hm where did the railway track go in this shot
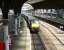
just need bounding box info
[31,33,46,50]
[40,21,64,45]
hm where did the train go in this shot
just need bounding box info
[21,14,40,33]
[29,19,40,33]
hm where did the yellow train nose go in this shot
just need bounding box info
[31,23,39,28]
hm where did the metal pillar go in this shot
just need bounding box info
[4,25,9,50]
[15,18,18,35]
[18,15,21,28]
[14,13,21,35]
[1,19,9,50]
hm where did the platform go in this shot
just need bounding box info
[12,19,31,50]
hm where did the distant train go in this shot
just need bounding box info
[21,14,40,33]
[29,19,40,33]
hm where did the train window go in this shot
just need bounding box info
[31,19,39,24]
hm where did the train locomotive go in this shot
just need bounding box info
[21,14,40,33]
[29,19,40,33]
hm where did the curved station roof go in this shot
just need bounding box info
[26,0,64,9]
